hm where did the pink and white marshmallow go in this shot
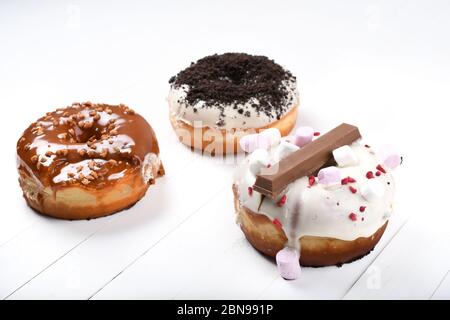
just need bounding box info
[294,126,314,147]
[239,134,260,153]
[276,247,301,280]
[377,145,401,170]
[318,166,341,186]
[259,128,281,148]
[239,129,281,153]
[332,145,359,167]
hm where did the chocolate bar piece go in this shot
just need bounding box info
[253,123,361,198]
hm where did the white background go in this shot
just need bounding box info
[1,0,449,299]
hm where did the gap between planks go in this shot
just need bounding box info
[430,269,450,299]
[87,186,227,300]
[3,223,110,300]
[2,153,214,299]
[341,217,410,299]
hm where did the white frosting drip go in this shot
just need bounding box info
[168,80,299,130]
[233,141,395,247]
[141,153,161,183]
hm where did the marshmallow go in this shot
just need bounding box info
[377,145,401,170]
[274,141,300,162]
[318,166,341,186]
[239,129,281,153]
[284,135,296,145]
[248,148,270,175]
[276,247,301,280]
[294,126,314,147]
[239,134,260,153]
[259,128,281,148]
[332,145,359,167]
[361,180,385,202]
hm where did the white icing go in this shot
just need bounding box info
[234,141,395,245]
[168,79,299,130]
[360,179,385,201]
[141,153,161,183]
[108,170,126,181]
[53,159,107,184]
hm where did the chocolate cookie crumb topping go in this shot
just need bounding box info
[169,53,297,126]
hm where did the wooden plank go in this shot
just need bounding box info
[0,217,108,299]
[431,270,450,300]
[342,159,450,300]
[89,187,407,299]
[7,156,234,299]
[0,157,41,246]
[91,191,279,299]
[344,215,450,299]
[258,209,407,299]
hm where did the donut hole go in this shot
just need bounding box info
[73,125,103,143]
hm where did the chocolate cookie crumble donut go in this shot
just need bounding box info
[16,102,164,220]
[168,53,299,154]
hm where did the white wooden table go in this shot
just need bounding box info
[1,0,449,300]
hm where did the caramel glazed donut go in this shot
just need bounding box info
[233,130,400,271]
[16,102,164,220]
[168,53,299,154]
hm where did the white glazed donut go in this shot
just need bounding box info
[233,127,400,277]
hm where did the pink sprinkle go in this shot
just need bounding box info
[349,186,357,194]
[347,176,357,183]
[308,176,316,186]
[349,213,357,221]
[366,171,374,179]
[277,195,287,207]
[359,206,366,212]
[267,164,272,168]
[313,132,321,137]
[376,164,386,174]
[248,187,253,196]
[343,177,356,184]
[273,219,282,229]
[375,171,382,177]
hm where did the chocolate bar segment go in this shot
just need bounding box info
[253,123,361,198]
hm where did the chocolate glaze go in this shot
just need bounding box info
[16,102,161,190]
